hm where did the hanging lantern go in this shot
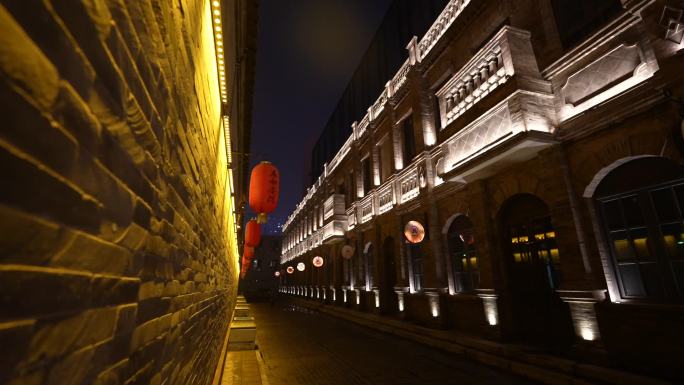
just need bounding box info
[286,266,294,274]
[249,161,280,223]
[341,245,354,259]
[296,262,305,271]
[312,256,324,267]
[274,271,281,277]
[404,221,425,244]
[243,245,255,262]
[245,219,261,248]
[240,258,250,279]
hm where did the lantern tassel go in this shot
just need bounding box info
[257,213,268,224]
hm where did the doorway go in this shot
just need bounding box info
[499,193,573,348]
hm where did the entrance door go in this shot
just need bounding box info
[500,194,573,348]
[382,237,398,314]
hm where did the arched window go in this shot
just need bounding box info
[501,194,561,290]
[446,215,479,292]
[594,157,684,299]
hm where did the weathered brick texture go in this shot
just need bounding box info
[0,1,240,384]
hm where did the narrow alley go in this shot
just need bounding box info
[250,303,535,385]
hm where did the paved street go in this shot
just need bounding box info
[250,302,538,385]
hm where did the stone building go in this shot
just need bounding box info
[0,0,256,384]
[279,0,684,381]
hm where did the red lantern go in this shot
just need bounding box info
[245,219,261,247]
[243,245,254,261]
[249,161,280,223]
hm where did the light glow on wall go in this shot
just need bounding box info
[569,301,600,342]
[580,327,596,341]
[429,295,440,318]
[374,291,380,308]
[398,295,405,312]
[483,296,499,326]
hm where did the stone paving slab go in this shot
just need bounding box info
[282,297,674,385]
[250,302,537,385]
[221,350,267,385]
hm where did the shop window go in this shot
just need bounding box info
[595,157,684,299]
[446,215,480,292]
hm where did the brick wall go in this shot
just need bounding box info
[0,1,240,384]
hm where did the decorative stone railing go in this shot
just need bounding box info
[321,220,347,243]
[346,203,357,230]
[418,0,471,60]
[398,165,422,204]
[370,88,388,120]
[436,30,516,127]
[389,60,410,96]
[323,194,346,221]
[355,114,370,139]
[376,178,396,214]
[328,135,353,174]
[359,194,375,224]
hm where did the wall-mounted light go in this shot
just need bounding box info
[210,0,228,105]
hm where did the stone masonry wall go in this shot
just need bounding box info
[0,1,239,384]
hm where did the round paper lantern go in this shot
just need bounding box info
[249,161,280,223]
[286,266,294,274]
[404,221,425,244]
[296,262,305,271]
[274,271,281,277]
[245,219,261,247]
[341,245,354,259]
[312,256,324,267]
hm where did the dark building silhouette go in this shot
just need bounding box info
[310,0,449,182]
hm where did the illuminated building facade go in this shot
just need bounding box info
[280,0,684,381]
[0,0,256,384]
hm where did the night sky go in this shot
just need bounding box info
[249,0,392,233]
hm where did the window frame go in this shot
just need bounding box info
[446,215,480,293]
[596,177,684,301]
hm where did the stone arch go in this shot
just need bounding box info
[363,241,373,254]
[442,212,468,236]
[585,155,684,301]
[583,155,662,198]
[490,172,546,217]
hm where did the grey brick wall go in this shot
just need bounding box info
[0,1,239,384]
